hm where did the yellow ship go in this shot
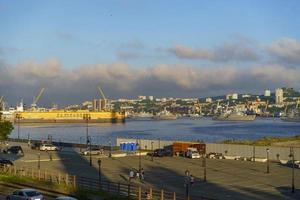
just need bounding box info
[14,110,125,124]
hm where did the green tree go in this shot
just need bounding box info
[0,121,14,141]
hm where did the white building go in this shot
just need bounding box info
[226,93,238,100]
[275,88,284,105]
[148,96,154,101]
[264,90,271,97]
[206,98,212,103]
[138,95,147,100]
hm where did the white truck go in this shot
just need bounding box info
[186,147,201,159]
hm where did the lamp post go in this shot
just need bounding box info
[203,154,207,182]
[109,140,112,158]
[266,148,270,174]
[184,170,190,200]
[138,139,142,177]
[289,147,295,193]
[89,136,92,166]
[98,159,102,188]
[37,153,40,170]
[83,114,90,148]
[151,141,154,162]
[16,113,21,140]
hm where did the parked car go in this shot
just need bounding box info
[186,148,201,159]
[55,196,78,200]
[3,146,24,155]
[151,149,172,157]
[39,144,59,151]
[81,147,103,155]
[6,188,44,200]
[0,159,13,167]
[31,142,42,150]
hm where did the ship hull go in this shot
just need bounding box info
[281,117,300,122]
[14,110,125,124]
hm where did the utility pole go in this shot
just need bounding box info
[290,147,295,193]
[151,141,154,162]
[266,148,270,174]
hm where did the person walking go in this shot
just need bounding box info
[141,168,145,180]
[129,170,134,183]
[190,175,194,186]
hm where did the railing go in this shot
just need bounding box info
[0,165,212,200]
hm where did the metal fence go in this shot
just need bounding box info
[206,143,300,161]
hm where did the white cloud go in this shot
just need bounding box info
[266,38,300,64]
[169,39,259,62]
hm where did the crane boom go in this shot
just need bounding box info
[264,100,269,113]
[33,88,45,105]
[97,86,106,100]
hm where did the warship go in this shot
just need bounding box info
[281,110,300,122]
[212,111,256,121]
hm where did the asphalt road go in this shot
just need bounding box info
[1,142,300,200]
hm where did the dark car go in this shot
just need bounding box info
[152,149,172,157]
[0,159,13,167]
[3,146,24,155]
[31,142,42,150]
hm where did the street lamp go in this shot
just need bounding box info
[266,148,270,174]
[203,154,207,182]
[83,114,90,148]
[16,113,21,140]
[151,141,154,162]
[137,139,142,177]
[109,140,112,158]
[184,170,190,200]
[97,159,102,188]
[89,136,92,166]
[37,153,40,170]
[289,147,295,193]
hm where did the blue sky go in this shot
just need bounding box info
[1,0,300,104]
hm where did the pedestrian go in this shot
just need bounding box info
[190,175,194,186]
[145,191,151,200]
[141,168,145,180]
[129,170,134,182]
[136,171,140,179]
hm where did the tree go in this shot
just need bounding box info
[0,120,14,141]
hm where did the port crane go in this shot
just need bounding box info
[31,88,45,109]
[0,96,4,110]
[97,85,110,111]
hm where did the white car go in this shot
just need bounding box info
[7,188,44,200]
[81,147,103,155]
[186,148,201,159]
[39,144,59,151]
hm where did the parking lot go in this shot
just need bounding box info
[1,142,300,200]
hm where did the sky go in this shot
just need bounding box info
[1,0,300,106]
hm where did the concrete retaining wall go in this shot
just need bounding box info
[116,138,300,160]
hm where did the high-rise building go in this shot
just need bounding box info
[275,88,284,105]
[148,96,154,101]
[264,90,271,97]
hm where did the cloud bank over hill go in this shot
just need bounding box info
[1,57,300,106]
[1,37,300,105]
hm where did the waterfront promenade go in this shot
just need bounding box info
[2,142,299,200]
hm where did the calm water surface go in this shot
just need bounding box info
[10,117,300,145]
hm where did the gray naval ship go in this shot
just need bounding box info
[281,110,300,122]
[212,111,256,121]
